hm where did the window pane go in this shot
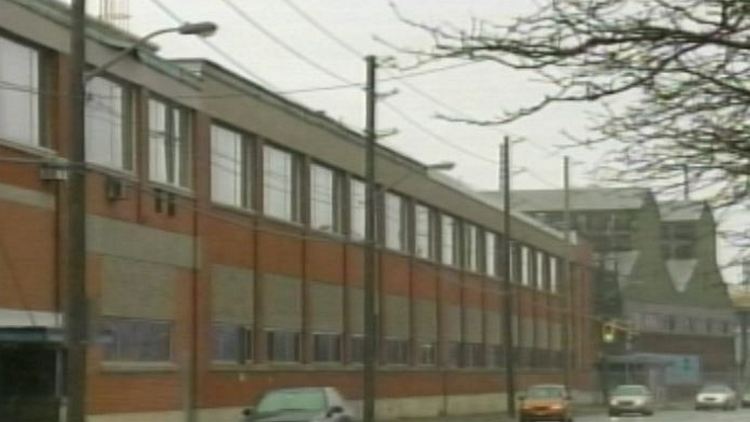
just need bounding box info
[349,335,364,363]
[101,318,171,362]
[266,330,300,362]
[521,246,530,286]
[350,179,366,240]
[310,164,339,233]
[486,232,497,277]
[86,77,129,169]
[464,224,478,271]
[0,37,39,146]
[212,323,243,363]
[211,125,245,207]
[149,99,191,187]
[385,193,406,251]
[536,251,545,290]
[264,146,298,221]
[441,215,456,266]
[415,204,432,259]
[313,333,341,363]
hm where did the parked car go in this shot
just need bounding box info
[518,384,573,422]
[608,384,654,417]
[694,384,738,411]
[242,387,357,422]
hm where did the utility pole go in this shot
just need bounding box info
[740,311,748,396]
[500,137,516,417]
[363,55,377,422]
[67,1,88,422]
[562,156,572,392]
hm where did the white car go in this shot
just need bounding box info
[694,384,738,411]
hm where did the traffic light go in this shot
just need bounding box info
[602,322,616,343]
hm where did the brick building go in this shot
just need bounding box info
[490,187,736,398]
[0,1,597,420]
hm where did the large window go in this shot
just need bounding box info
[464,224,479,272]
[414,204,434,260]
[536,251,546,290]
[550,257,559,293]
[0,36,41,146]
[485,232,497,277]
[463,343,484,367]
[149,99,190,188]
[521,246,530,286]
[310,164,342,233]
[264,145,300,222]
[313,333,341,363]
[349,334,364,363]
[441,215,458,266]
[85,76,132,169]
[266,330,300,362]
[384,192,408,252]
[211,125,252,208]
[212,323,253,363]
[384,339,409,365]
[418,342,436,366]
[350,179,366,240]
[101,317,171,362]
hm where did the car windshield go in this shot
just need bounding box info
[527,386,565,399]
[256,389,327,413]
[612,385,647,396]
[700,385,729,394]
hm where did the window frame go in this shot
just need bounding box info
[100,317,172,363]
[440,214,458,267]
[263,143,302,223]
[384,191,409,252]
[312,332,342,363]
[349,178,366,241]
[414,203,434,260]
[210,123,255,209]
[211,322,254,364]
[265,329,301,363]
[147,96,192,189]
[84,75,135,171]
[309,162,343,234]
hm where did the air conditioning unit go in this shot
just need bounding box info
[105,177,129,201]
[39,163,69,181]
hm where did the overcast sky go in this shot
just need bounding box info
[78,0,745,282]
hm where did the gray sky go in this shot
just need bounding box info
[81,0,745,282]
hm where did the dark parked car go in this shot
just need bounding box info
[242,387,357,422]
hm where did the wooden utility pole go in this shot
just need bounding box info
[363,55,377,422]
[500,137,516,417]
[67,1,88,421]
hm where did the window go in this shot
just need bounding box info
[0,36,41,146]
[667,315,676,332]
[101,317,171,362]
[536,251,545,290]
[384,339,409,365]
[441,215,457,266]
[521,246,530,286]
[463,343,484,367]
[211,125,252,208]
[490,345,504,367]
[263,145,300,222]
[266,330,300,362]
[149,99,190,188]
[485,232,497,277]
[464,224,479,272]
[550,257,558,293]
[446,341,461,367]
[212,323,253,363]
[310,164,342,233]
[350,179,366,240]
[384,192,409,252]
[313,333,341,363]
[418,342,436,365]
[85,77,132,169]
[415,204,434,260]
[349,335,364,363]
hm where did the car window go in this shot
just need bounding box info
[257,389,327,413]
[527,386,565,399]
[612,385,648,395]
[700,385,729,393]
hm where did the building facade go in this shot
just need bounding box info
[0,1,597,421]
[491,188,736,398]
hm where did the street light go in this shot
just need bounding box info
[85,21,218,82]
[65,9,218,422]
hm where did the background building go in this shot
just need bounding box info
[481,188,736,399]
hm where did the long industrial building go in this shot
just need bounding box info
[0,1,596,421]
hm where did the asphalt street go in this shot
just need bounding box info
[575,408,750,422]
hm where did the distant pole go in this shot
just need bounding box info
[67,1,88,422]
[363,55,377,422]
[500,137,516,417]
[562,156,572,391]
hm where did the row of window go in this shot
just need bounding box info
[637,313,733,335]
[0,34,564,291]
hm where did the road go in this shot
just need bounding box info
[576,408,750,422]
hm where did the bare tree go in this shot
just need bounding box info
[397,0,750,209]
